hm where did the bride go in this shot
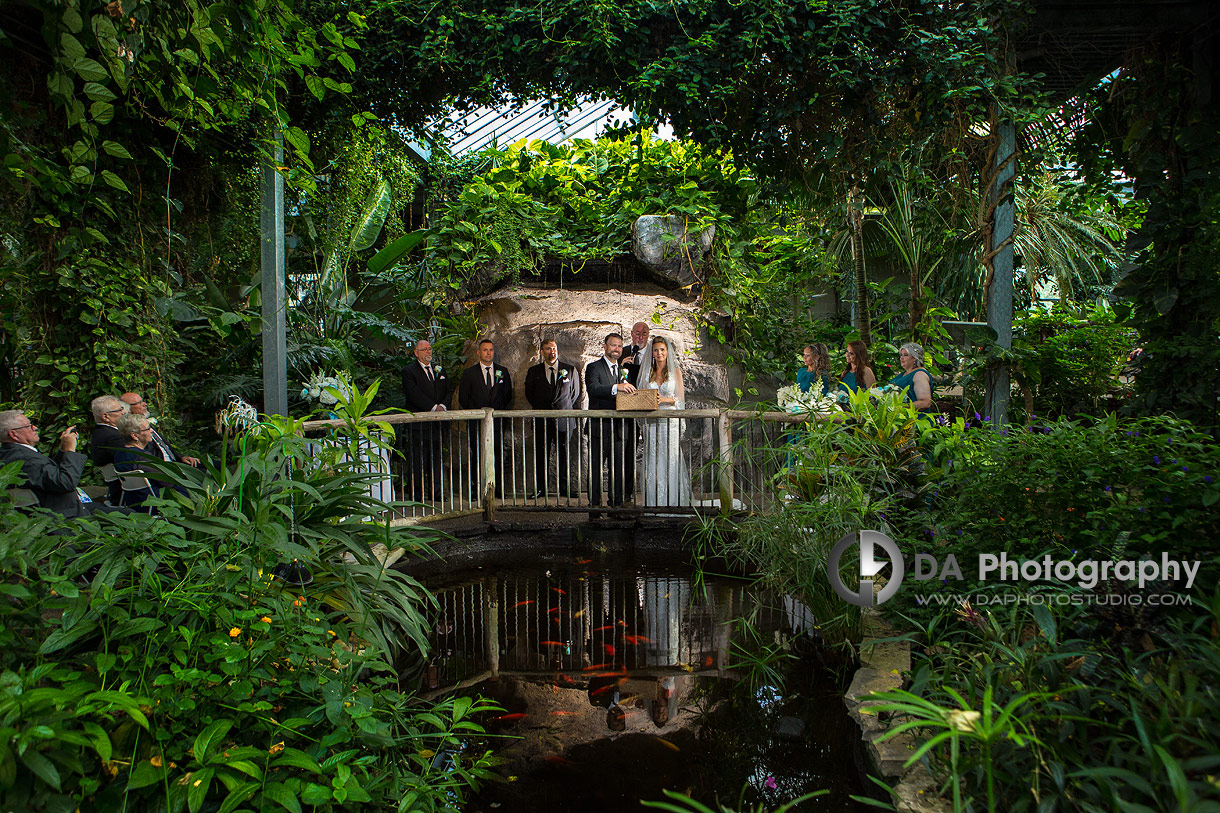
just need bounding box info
[638,335,690,508]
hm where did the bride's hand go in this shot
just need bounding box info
[659,396,675,405]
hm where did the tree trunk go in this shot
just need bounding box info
[849,187,871,345]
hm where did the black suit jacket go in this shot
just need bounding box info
[457,363,513,410]
[402,361,453,413]
[525,361,581,429]
[90,424,127,466]
[621,344,647,386]
[0,442,88,517]
[145,427,182,463]
[585,357,624,411]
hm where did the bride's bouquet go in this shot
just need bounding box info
[777,384,839,416]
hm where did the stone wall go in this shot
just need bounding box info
[450,283,740,410]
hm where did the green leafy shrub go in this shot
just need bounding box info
[0,401,497,811]
[918,413,1220,566]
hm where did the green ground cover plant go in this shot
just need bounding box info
[0,398,497,811]
[863,414,1220,811]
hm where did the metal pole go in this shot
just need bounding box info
[260,131,287,417]
[985,111,1015,426]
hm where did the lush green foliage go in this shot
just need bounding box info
[0,401,497,811]
[960,304,1135,420]
[859,413,1220,810]
[0,0,360,434]
[1074,41,1220,427]
[871,592,1220,811]
[917,413,1220,564]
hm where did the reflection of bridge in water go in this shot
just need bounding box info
[302,408,810,523]
[420,556,817,695]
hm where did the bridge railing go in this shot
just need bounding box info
[301,408,816,523]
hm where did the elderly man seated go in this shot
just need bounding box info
[0,410,93,517]
[90,395,129,467]
[120,391,200,467]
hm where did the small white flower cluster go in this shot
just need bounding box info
[777,384,839,414]
[300,373,347,406]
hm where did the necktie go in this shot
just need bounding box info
[485,366,492,388]
[610,363,617,380]
[425,365,433,381]
[548,367,555,386]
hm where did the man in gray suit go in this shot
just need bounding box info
[0,409,91,517]
[524,338,582,498]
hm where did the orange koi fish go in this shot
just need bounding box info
[510,600,535,609]
[602,643,616,657]
[552,587,567,595]
[655,738,680,752]
[593,625,615,633]
[623,634,652,645]
[494,713,529,722]
[540,640,565,647]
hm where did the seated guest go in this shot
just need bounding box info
[840,340,877,392]
[120,392,200,466]
[0,410,92,517]
[890,342,934,412]
[89,395,129,467]
[112,413,161,510]
[797,344,833,396]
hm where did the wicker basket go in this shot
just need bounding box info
[616,389,659,411]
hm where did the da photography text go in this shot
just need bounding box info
[915,551,1200,590]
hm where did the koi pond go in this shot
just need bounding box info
[407,536,873,812]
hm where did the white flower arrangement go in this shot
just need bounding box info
[301,373,348,406]
[777,384,839,415]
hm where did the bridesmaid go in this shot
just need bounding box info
[890,342,934,412]
[797,344,833,396]
[840,340,877,392]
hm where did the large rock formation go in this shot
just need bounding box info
[631,215,715,288]
[450,283,738,409]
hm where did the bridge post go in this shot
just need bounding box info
[717,411,734,516]
[484,576,499,677]
[482,409,496,522]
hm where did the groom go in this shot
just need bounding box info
[584,333,637,515]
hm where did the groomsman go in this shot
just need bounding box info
[524,339,582,498]
[584,333,637,514]
[457,338,513,499]
[401,339,451,501]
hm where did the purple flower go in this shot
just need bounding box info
[1153,456,1160,465]
[1182,466,1188,472]
[1104,486,1112,492]
[1206,476,1214,484]
[764,776,778,791]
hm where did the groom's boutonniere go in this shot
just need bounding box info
[618,367,629,383]
[495,369,504,383]
[435,365,444,379]
[558,368,570,382]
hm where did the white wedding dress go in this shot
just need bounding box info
[643,379,690,508]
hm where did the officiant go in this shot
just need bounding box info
[524,338,581,498]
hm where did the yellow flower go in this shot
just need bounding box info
[326,630,336,637]
[228,627,241,638]
[269,741,285,755]
[260,616,272,624]
[946,709,981,733]
[293,596,306,608]
[150,756,163,768]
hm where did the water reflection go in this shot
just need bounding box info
[418,554,868,811]
[423,555,765,691]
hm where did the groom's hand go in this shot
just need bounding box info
[619,383,637,394]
